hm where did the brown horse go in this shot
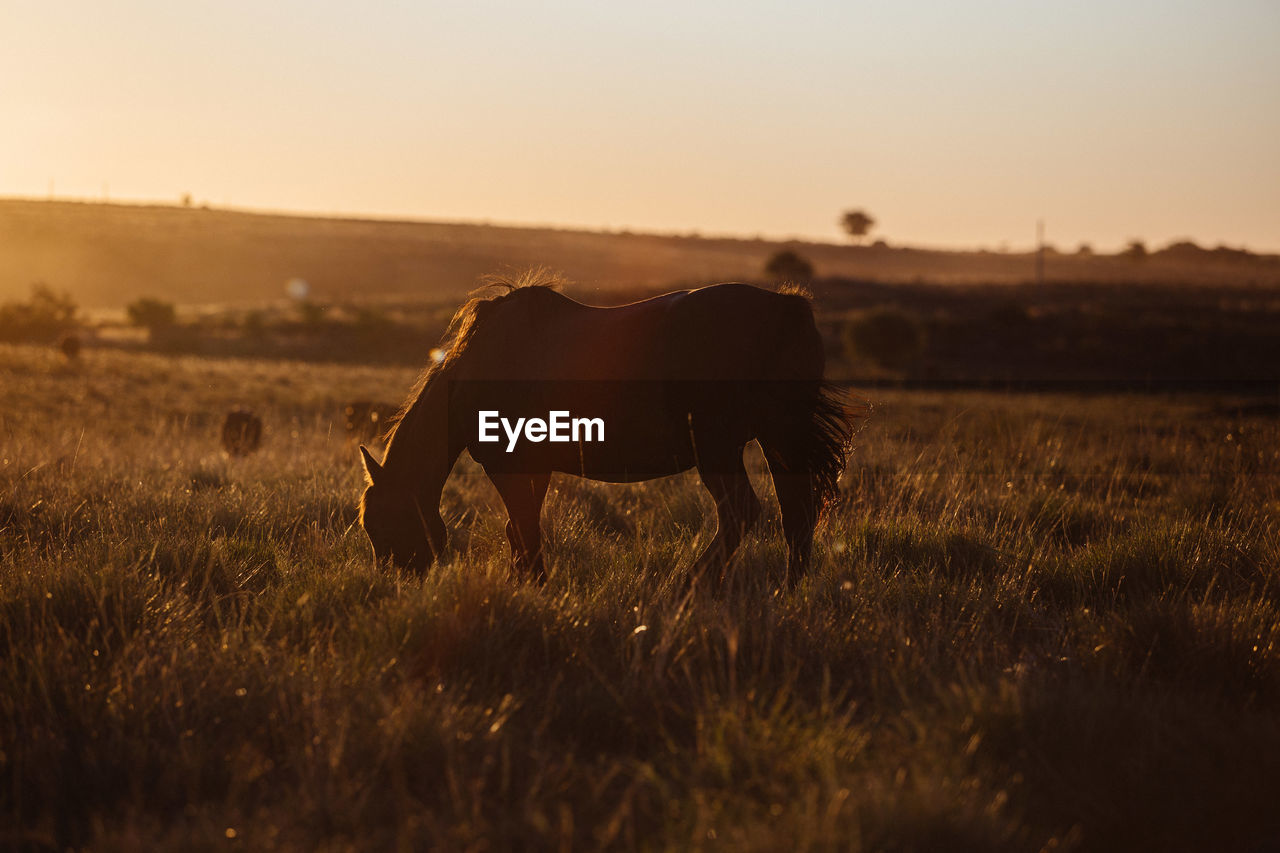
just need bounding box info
[359,274,860,587]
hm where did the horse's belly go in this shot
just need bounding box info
[550,437,697,482]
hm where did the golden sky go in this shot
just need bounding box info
[3,0,1278,251]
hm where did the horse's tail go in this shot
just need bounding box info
[760,293,869,518]
[763,380,867,518]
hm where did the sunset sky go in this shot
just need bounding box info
[3,0,1278,251]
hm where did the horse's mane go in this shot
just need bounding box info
[384,268,565,437]
[776,282,813,300]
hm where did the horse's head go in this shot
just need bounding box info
[358,446,433,572]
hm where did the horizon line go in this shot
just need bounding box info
[2,193,1275,258]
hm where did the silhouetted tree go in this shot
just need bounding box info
[840,209,876,244]
[1124,239,1147,261]
[764,249,814,282]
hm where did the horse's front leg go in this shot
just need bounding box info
[488,471,551,584]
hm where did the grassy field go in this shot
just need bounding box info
[2,342,1279,851]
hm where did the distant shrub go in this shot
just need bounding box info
[1123,240,1148,261]
[0,284,78,342]
[1161,239,1203,258]
[843,307,926,369]
[126,297,177,330]
[1157,240,1256,264]
[764,249,814,283]
[1208,244,1256,262]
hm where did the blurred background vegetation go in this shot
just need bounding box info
[3,202,1276,388]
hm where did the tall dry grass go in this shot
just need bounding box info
[2,344,1278,851]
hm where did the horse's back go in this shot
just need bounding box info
[450,283,821,385]
[454,286,685,381]
[662,283,824,382]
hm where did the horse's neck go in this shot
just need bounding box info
[381,372,452,490]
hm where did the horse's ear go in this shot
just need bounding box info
[359,445,384,485]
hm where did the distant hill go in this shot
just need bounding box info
[2,199,1277,308]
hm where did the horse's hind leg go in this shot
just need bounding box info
[488,471,551,584]
[761,446,820,587]
[691,448,762,588]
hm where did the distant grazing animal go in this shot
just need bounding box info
[359,275,861,588]
[221,408,263,456]
[57,333,81,361]
[343,400,398,444]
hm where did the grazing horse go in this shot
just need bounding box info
[358,275,859,587]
